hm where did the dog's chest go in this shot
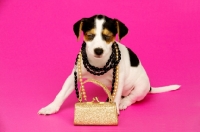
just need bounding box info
[81,68,113,87]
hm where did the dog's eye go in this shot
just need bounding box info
[86,34,95,40]
[103,35,111,41]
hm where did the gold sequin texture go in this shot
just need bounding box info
[74,102,118,125]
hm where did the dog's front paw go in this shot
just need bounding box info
[119,97,132,110]
[38,102,60,115]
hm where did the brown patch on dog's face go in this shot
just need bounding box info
[84,28,115,43]
[102,28,115,44]
[84,28,96,41]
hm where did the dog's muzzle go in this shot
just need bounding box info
[94,48,104,56]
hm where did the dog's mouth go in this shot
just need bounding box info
[94,55,103,58]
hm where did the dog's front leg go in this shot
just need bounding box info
[38,70,75,115]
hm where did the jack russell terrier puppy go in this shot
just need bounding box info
[38,14,180,115]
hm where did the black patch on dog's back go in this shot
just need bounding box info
[126,47,139,67]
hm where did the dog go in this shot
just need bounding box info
[38,14,180,115]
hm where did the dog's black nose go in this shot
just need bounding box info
[94,48,104,56]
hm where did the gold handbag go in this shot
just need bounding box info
[74,79,118,125]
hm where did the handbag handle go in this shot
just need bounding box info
[79,79,114,103]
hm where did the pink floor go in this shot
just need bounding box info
[0,0,200,132]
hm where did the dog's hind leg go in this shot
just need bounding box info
[119,85,149,110]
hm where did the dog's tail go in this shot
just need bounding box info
[150,85,181,93]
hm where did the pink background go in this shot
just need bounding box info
[0,0,200,131]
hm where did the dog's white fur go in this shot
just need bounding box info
[38,18,180,115]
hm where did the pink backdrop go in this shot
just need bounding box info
[0,0,200,131]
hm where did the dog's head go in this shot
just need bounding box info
[73,15,128,58]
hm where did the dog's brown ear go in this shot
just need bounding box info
[114,19,128,41]
[73,19,84,40]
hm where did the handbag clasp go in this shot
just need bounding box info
[92,97,100,103]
